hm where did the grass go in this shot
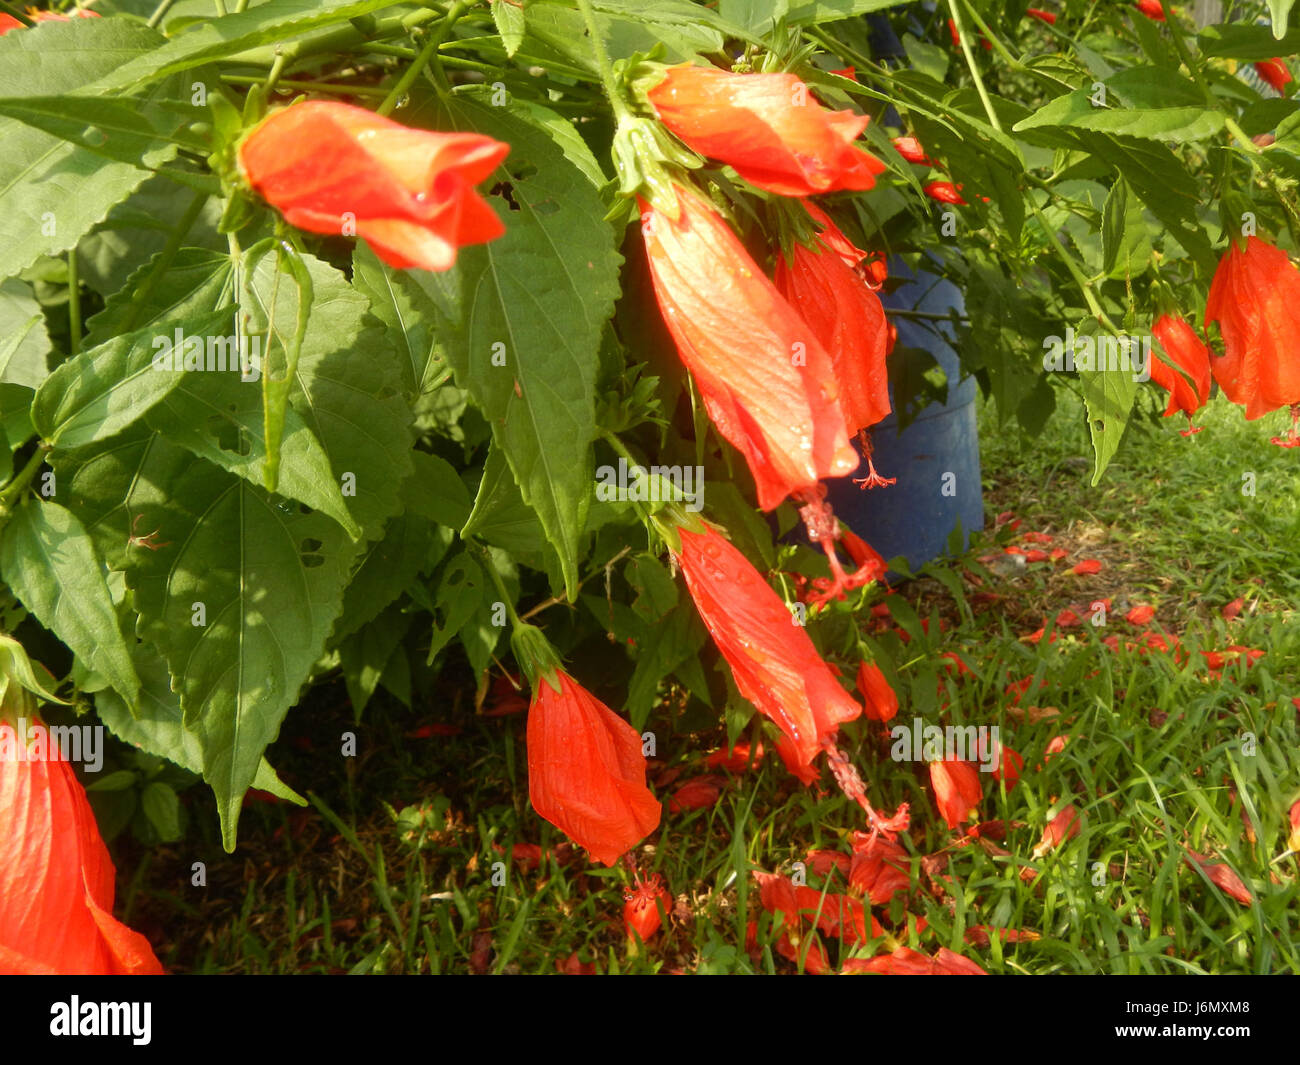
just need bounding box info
[116,388,1300,974]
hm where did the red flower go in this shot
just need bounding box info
[1026,7,1057,23]
[641,186,858,510]
[929,759,982,830]
[847,834,910,905]
[1222,597,1245,621]
[0,10,99,34]
[839,527,887,579]
[892,135,930,165]
[668,775,724,812]
[675,524,862,773]
[0,733,164,974]
[556,951,597,975]
[1205,236,1300,419]
[623,873,672,940]
[1135,0,1166,20]
[1183,849,1252,906]
[856,660,899,723]
[526,670,661,866]
[847,946,987,974]
[774,212,892,435]
[705,741,765,773]
[1150,315,1212,428]
[1256,59,1293,92]
[239,101,509,272]
[1288,800,1300,854]
[1032,805,1081,858]
[1071,558,1102,575]
[1125,604,1156,626]
[924,181,967,205]
[647,64,885,197]
[947,19,992,51]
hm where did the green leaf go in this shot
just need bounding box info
[785,0,912,24]
[33,307,230,450]
[0,499,140,707]
[244,250,413,539]
[351,243,444,395]
[407,450,473,530]
[339,602,413,720]
[243,239,314,494]
[0,21,192,281]
[94,638,304,803]
[1076,325,1139,485]
[1101,175,1153,279]
[86,0,401,93]
[1270,1,1297,38]
[1199,22,1300,60]
[426,552,486,665]
[140,781,182,842]
[63,431,352,850]
[492,0,526,56]
[1013,70,1225,142]
[718,0,788,35]
[0,94,203,167]
[626,603,707,732]
[84,246,233,348]
[0,279,51,388]
[412,97,621,599]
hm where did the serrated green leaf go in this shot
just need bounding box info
[0,21,191,281]
[244,250,413,539]
[0,94,202,166]
[63,431,353,850]
[86,0,400,93]
[351,243,444,394]
[94,638,304,803]
[0,499,140,707]
[1101,174,1152,279]
[426,552,486,665]
[84,246,234,348]
[140,781,182,841]
[1014,72,1224,142]
[492,0,526,55]
[411,97,621,599]
[1076,325,1140,485]
[0,279,51,388]
[33,307,230,449]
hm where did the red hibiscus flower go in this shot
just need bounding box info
[1255,59,1293,92]
[526,670,661,866]
[646,64,885,197]
[1071,558,1102,575]
[1287,800,1300,854]
[641,185,859,510]
[668,775,724,812]
[1150,314,1212,431]
[846,945,987,974]
[892,135,930,165]
[1026,7,1057,23]
[1126,604,1156,625]
[1204,236,1300,421]
[239,101,509,272]
[856,660,899,723]
[675,524,862,774]
[847,834,911,905]
[929,758,982,830]
[705,741,765,773]
[924,181,967,204]
[0,731,164,974]
[624,873,672,940]
[775,210,892,436]
[1135,0,1166,19]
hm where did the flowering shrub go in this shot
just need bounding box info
[0,0,1298,974]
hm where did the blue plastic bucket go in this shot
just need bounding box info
[823,258,984,574]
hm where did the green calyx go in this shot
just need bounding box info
[509,622,564,695]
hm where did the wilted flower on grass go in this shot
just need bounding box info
[623,873,672,940]
[929,758,982,830]
[239,101,509,272]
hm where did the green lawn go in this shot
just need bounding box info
[118,389,1300,974]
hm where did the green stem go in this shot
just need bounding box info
[475,541,522,627]
[574,0,631,120]
[213,0,227,16]
[0,1,34,25]
[232,7,443,67]
[263,47,294,97]
[948,0,1002,134]
[220,75,388,97]
[0,445,51,513]
[121,190,209,334]
[67,250,81,356]
[600,430,657,524]
[1027,198,1120,332]
[1223,116,1263,156]
[377,0,472,114]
